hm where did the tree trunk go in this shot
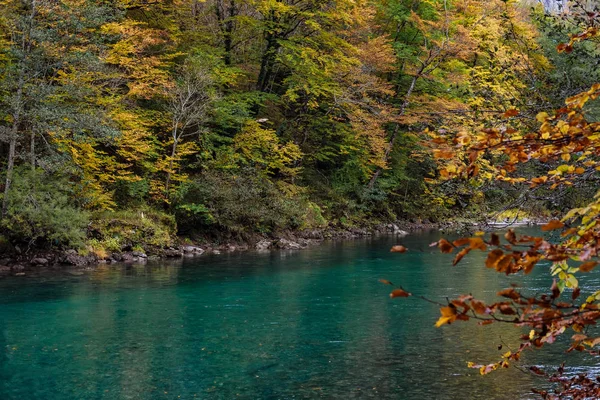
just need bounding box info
[2,74,24,218]
[30,131,35,170]
[257,30,279,92]
[165,139,178,197]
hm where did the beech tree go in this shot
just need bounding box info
[388,8,600,398]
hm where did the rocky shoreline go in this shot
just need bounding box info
[0,219,538,278]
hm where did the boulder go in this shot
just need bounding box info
[11,264,25,272]
[132,251,148,258]
[164,248,183,257]
[255,240,273,250]
[183,246,204,254]
[276,238,305,250]
[30,257,49,266]
[61,251,89,267]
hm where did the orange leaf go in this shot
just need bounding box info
[453,248,470,266]
[485,249,504,269]
[505,229,517,244]
[435,305,457,327]
[541,220,564,231]
[390,245,408,253]
[579,261,598,273]
[390,288,411,298]
[438,238,454,253]
[468,237,487,251]
[503,109,519,117]
[379,279,393,286]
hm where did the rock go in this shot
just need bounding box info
[164,248,183,257]
[121,253,135,263]
[61,252,88,267]
[391,224,409,236]
[11,264,25,272]
[183,246,204,254]
[14,272,25,276]
[30,257,49,266]
[0,266,10,275]
[132,251,148,258]
[111,253,123,262]
[276,238,305,250]
[212,250,221,255]
[255,240,273,250]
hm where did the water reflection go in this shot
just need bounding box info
[0,232,597,399]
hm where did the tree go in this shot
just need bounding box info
[164,58,219,197]
[388,9,600,398]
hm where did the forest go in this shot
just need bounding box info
[3,0,600,398]
[0,0,598,253]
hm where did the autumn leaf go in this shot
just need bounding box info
[485,249,504,269]
[435,305,458,327]
[390,245,408,253]
[579,261,598,273]
[390,289,411,298]
[505,229,517,244]
[438,238,454,253]
[453,248,470,266]
[379,279,394,286]
[503,109,519,117]
[489,233,500,246]
[541,220,565,231]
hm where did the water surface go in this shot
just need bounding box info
[1,230,599,399]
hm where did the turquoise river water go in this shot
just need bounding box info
[1,230,600,399]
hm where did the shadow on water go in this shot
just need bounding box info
[0,229,599,399]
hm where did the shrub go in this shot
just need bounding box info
[1,167,90,248]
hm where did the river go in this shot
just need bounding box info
[1,229,599,399]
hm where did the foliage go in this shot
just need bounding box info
[89,208,177,253]
[1,167,89,248]
[387,10,600,398]
[174,170,314,236]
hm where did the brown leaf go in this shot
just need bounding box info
[579,261,598,273]
[438,238,454,254]
[468,237,487,251]
[573,287,581,301]
[498,304,516,315]
[452,238,470,247]
[498,288,520,300]
[379,279,393,286]
[485,249,504,269]
[503,109,519,117]
[471,300,489,315]
[530,366,546,376]
[490,233,500,246]
[505,229,517,244]
[390,245,408,253]
[390,289,411,298]
[478,320,493,326]
[551,279,560,300]
[453,248,470,266]
[541,220,564,231]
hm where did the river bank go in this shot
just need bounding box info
[0,218,542,277]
